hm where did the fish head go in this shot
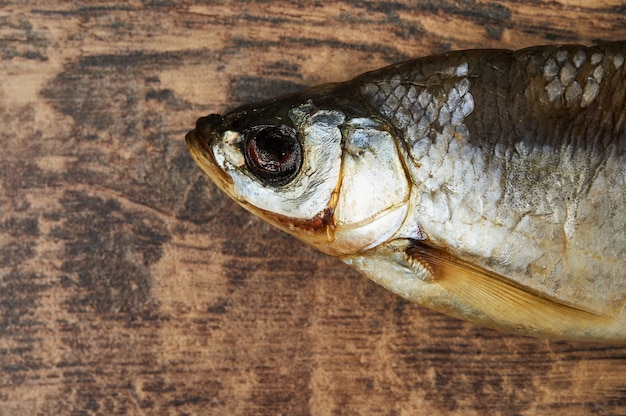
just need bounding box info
[186,85,412,256]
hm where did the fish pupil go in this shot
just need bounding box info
[244,125,302,186]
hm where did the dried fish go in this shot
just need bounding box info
[187,43,626,342]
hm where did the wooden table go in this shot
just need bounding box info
[1,1,625,414]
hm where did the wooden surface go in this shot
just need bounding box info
[1,1,626,415]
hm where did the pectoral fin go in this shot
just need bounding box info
[406,243,609,338]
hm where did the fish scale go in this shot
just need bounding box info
[355,43,626,317]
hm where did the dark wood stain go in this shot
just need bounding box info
[2,1,626,415]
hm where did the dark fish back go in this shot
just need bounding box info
[355,42,626,158]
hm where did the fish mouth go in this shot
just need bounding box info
[185,115,234,193]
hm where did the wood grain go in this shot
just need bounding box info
[1,1,626,415]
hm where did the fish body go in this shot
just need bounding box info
[186,42,626,342]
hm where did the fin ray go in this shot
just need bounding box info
[407,244,609,337]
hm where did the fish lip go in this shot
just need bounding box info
[195,114,224,141]
[187,114,223,152]
[185,127,212,159]
[185,117,234,190]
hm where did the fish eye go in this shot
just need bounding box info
[243,125,302,186]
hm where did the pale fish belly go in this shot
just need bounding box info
[358,43,626,317]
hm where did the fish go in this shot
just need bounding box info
[186,42,626,342]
